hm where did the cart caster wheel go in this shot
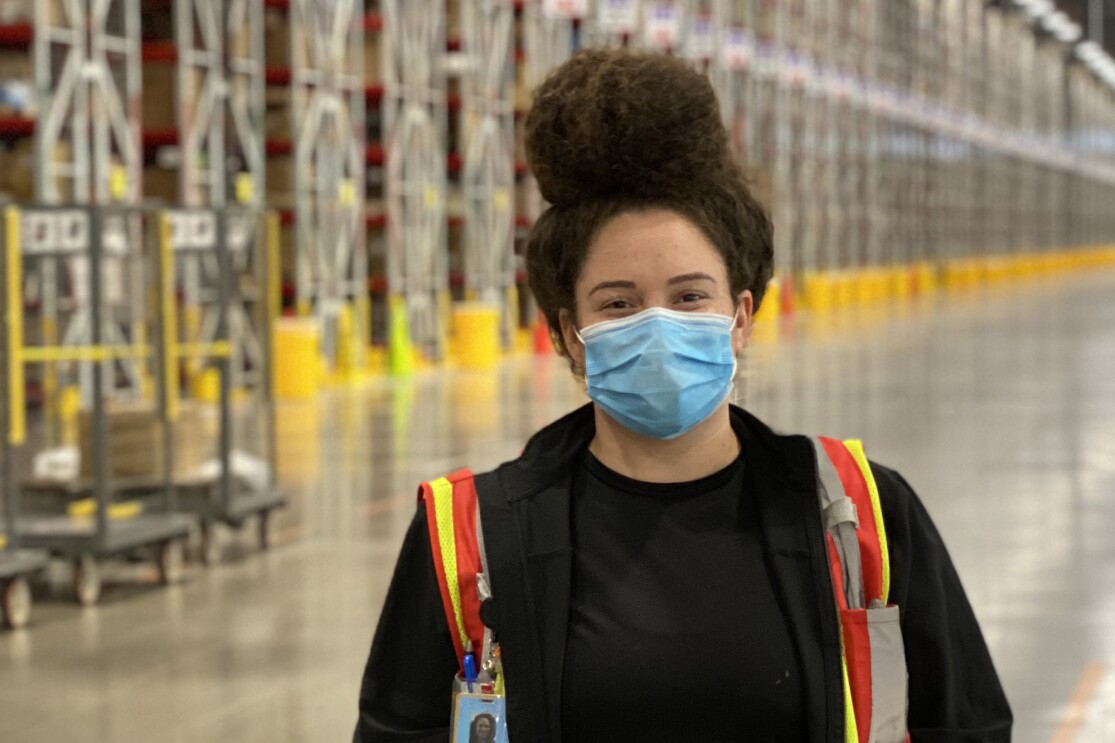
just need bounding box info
[2,578,32,629]
[199,524,220,567]
[157,541,185,586]
[74,556,101,607]
[258,511,272,551]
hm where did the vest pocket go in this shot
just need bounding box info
[840,603,908,743]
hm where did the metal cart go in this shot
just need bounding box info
[0,209,50,627]
[1,205,195,606]
[159,208,285,565]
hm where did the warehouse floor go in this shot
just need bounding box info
[2,271,1115,742]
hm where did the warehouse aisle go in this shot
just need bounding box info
[2,272,1115,742]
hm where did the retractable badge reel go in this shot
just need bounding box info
[452,575,508,742]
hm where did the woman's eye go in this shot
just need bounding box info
[678,292,705,304]
[605,299,631,310]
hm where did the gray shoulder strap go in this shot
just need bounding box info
[811,437,866,610]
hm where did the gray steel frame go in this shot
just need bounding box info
[460,0,517,344]
[382,0,450,361]
[175,0,267,391]
[159,208,283,530]
[290,0,368,370]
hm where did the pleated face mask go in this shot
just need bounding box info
[577,307,737,440]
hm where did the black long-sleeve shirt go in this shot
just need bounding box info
[354,404,1012,742]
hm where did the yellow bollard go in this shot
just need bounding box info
[891,266,912,300]
[59,385,81,425]
[751,279,780,344]
[453,302,502,371]
[802,273,834,314]
[388,295,415,377]
[274,318,321,400]
[191,368,221,403]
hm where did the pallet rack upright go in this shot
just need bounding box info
[381,0,450,363]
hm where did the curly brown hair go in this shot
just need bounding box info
[525,49,774,362]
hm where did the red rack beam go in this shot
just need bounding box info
[365,13,383,32]
[265,68,292,86]
[0,117,35,137]
[366,84,384,104]
[266,139,294,156]
[142,41,178,63]
[0,23,33,47]
[367,143,384,166]
[143,129,179,149]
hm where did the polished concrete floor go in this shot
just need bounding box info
[3,271,1115,742]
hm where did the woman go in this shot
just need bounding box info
[355,50,1011,742]
[469,714,497,743]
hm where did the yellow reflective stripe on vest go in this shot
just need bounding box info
[843,439,891,604]
[430,476,470,650]
[840,640,859,743]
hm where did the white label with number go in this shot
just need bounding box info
[169,212,217,251]
[543,0,588,19]
[21,211,89,255]
[644,2,681,49]
[684,16,715,60]
[720,28,751,70]
[597,0,638,34]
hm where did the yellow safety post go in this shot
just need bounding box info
[59,385,81,424]
[191,368,221,403]
[453,302,501,371]
[750,278,780,345]
[802,273,834,314]
[159,214,180,421]
[5,206,25,445]
[388,294,414,377]
[832,272,855,309]
[890,266,912,301]
[914,262,937,295]
[334,302,357,381]
[274,318,321,400]
[853,268,873,305]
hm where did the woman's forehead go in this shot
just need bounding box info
[581,210,727,285]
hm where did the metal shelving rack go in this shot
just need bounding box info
[289,0,368,372]
[173,0,267,390]
[158,207,284,563]
[458,0,517,345]
[32,0,145,406]
[519,0,575,231]
[381,0,450,361]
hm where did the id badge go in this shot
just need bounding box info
[452,693,509,743]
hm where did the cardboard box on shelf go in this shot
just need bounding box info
[78,402,212,480]
[264,9,291,69]
[267,155,294,199]
[0,0,32,24]
[279,222,295,285]
[364,29,380,82]
[142,62,177,131]
[0,48,32,80]
[144,165,179,203]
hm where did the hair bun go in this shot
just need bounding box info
[525,49,732,208]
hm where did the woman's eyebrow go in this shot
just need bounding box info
[588,280,637,296]
[667,272,716,285]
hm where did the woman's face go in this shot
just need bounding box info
[475,716,493,739]
[559,209,752,370]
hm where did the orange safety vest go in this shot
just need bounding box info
[419,438,910,743]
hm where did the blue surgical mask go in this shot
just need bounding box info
[577,307,737,440]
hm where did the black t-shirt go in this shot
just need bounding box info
[561,447,808,742]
